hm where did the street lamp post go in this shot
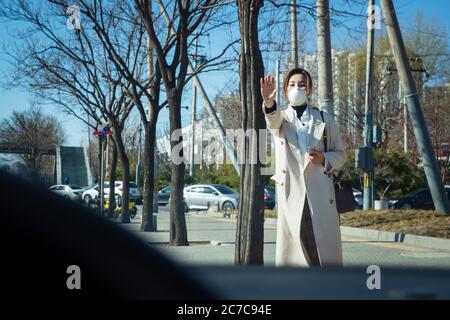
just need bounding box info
[94,125,113,216]
[136,123,142,187]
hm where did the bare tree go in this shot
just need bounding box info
[32,0,239,234]
[235,0,266,265]
[134,0,234,245]
[212,90,242,130]
[1,0,141,221]
[0,107,66,181]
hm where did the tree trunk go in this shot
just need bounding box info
[235,0,265,265]
[113,130,131,223]
[107,137,118,219]
[141,117,157,231]
[168,89,188,246]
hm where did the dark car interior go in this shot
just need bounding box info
[2,169,450,300]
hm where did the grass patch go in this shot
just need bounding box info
[340,209,450,239]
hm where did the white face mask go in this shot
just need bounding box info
[287,87,307,107]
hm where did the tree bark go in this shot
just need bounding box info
[168,89,188,246]
[107,137,118,219]
[112,126,131,223]
[141,116,158,231]
[235,0,265,265]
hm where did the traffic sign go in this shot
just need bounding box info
[93,130,113,135]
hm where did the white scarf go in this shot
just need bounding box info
[289,106,313,167]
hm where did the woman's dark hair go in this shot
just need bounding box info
[283,68,313,98]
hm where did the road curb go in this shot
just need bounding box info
[207,212,278,224]
[210,212,450,252]
[340,226,450,252]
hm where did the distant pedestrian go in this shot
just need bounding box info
[261,68,346,267]
[64,176,70,185]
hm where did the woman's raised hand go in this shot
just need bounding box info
[260,75,277,108]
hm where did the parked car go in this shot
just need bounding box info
[264,186,276,210]
[182,184,239,212]
[158,186,171,205]
[82,183,108,204]
[353,188,363,209]
[388,186,450,210]
[82,181,141,205]
[114,181,142,204]
[49,184,84,202]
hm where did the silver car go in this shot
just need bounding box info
[183,184,239,212]
[49,184,84,201]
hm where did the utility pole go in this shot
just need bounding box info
[316,0,334,115]
[399,82,408,153]
[380,0,450,215]
[105,134,109,172]
[291,0,298,67]
[363,0,376,210]
[94,125,112,216]
[390,60,428,154]
[136,123,142,186]
[190,35,199,177]
[87,113,91,179]
[99,136,105,215]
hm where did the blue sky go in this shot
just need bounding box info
[0,0,449,146]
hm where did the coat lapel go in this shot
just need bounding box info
[280,108,303,167]
[303,110,326,171]
[283,121,304,167]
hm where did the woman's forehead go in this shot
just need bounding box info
[288,73,307,82]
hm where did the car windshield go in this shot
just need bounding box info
[213,185,237,194]
[3,0,450,297]
[265,187,275,194]
[115,182,138,188]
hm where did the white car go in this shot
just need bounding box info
[182,184,240,212]
[49,184,84,202]
[82,181,141,205]
[353,188,363,208]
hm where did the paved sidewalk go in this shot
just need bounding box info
[119,206,450,269]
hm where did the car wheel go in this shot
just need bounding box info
[222,201,235,211]
[84,195,92,204]
[184,202,189,213]
[401,203,412,210]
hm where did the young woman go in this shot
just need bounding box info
[261,68,346,267]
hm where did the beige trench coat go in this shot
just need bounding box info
[264,104,346,267]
